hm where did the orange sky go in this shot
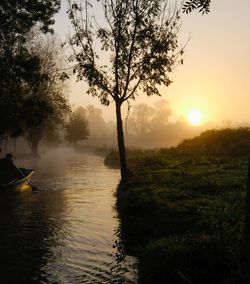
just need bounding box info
[53,0,250,125]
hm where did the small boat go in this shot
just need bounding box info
[0,168,34,191]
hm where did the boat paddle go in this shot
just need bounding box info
[13,162,38,192]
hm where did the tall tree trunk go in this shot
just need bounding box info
[115,101,131,181]
[240,156,250,283]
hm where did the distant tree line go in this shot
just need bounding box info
[65,105,117,150]
[175,128,250,157]
[125,99,209,148]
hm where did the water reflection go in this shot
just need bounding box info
[0,149,137,283]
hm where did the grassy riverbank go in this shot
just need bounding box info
[106,128,250,283]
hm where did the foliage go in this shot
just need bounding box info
[0,0,61,136]
[65,109,90,148]
[183,0,211,14]
[67,0,183,104]
[106,127,250,167]
[0,0,60,39]
[0,49,49,136]
[67,0,184,180]
[105,148,169,170]
[176,127,250,157]
[24,33,71,155]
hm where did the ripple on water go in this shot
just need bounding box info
[0,152,137,283]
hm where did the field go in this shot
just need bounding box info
[105,128,250,283]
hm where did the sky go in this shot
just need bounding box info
[53,0,250,126]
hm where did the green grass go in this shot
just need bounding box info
[111,149,248,283]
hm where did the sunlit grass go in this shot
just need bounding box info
[114,153,246,283]
[108,128,250,283]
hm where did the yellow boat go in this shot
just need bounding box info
[0,168,34,191]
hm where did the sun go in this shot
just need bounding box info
[187,109,202,125]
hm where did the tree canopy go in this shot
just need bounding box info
[65,109,90,149]
[183,0,211,14]
[0,0,60,44]
[68,0,183,104]
[25,33,71,155]
[67,0,183,180]
[0,0,61,137]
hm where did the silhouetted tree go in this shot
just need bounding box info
[183,0,211,14]
[86,105,107,137]
[25,33,71,156]
[75,106,87,118]
[65,110,90,150]
[0,0,61,136]
[128,104,154,137]
[150,100,172,129]
[67,0,183,180]
[126,100,190,148]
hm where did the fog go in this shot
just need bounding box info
[1,99,248,159]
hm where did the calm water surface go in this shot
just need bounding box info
[0,149,137,283]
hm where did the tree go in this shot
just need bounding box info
[67,0,183,180]
[24,33,71,156]
[65,109,90,150]
[183,0,211,14]
[128,104,155,137]
[150,99,172,129]
[0,0,61,136]
[86,105,107,136]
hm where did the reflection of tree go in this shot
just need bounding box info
[0,190,69,283]
[108,225,138,283]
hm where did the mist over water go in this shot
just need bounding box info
[0,149,137,283]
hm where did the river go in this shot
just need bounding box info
[0,148,137,284]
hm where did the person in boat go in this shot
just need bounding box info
[0,153,22,183]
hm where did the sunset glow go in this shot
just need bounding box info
[187,109,202,125]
